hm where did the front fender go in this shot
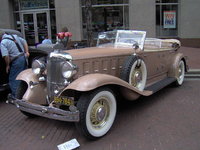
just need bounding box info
[63,73,152,100]
[16,69,47,104]
[16,69,39,83]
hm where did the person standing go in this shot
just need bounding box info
[0,30,29,99]
[42,35,52,44]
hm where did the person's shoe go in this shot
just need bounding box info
[6,93,16,104]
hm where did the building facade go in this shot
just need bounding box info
[0,0,200,47]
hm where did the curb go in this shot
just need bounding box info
[185,69,200,78]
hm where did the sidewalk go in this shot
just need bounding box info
[180,46,200,70]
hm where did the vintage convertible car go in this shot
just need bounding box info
[12,30,187,139]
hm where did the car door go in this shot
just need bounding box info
[142,50,168,84]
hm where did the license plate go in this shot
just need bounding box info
[54,96,74,106]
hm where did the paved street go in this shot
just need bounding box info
[0,46,200,150]
[0,79,200,150]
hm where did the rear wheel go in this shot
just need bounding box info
[16,81,37,118]
[75,88,117,139]
[175,60,185,86]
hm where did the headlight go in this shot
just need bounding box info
[61,61,77,79]
[32,59,46,75]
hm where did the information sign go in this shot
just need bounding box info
[163,11,176,28]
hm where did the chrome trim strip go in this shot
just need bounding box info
[49,51,72,60]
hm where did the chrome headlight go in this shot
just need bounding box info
[61,61,77,79]
[32,59,46,75]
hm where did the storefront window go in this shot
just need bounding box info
[50,10,57,42]
[49,0,55,8]
[156,0,179,37]
[157,0,178,3]
[13,0,57,45]
[13,0,20,11]
[82,1,129,39]
[14,13,21,32]
[82,0,128,5]
[19,0,48,10]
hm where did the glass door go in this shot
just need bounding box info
[23,14,35,45]
[36,12,50,43]
[22,11,51,45]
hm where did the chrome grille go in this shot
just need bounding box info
[47,54,67,100]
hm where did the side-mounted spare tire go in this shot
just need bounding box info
[121,55,147,91]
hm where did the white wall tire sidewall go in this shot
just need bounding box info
[86,90,116,137]
[129,60,147,91]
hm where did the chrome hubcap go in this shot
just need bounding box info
[90,98,109,129]
[177,63,183,81]
[131,69,142,87]
[96,107,106,122]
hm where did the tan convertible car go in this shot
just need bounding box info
[12,30,188,139]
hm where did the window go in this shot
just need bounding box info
[81,0,128,5]
[13,0,57,42]
[19,0,48,10]
[82,0,129,39]
[156,0,179,37]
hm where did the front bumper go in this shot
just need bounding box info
[13,99,79,122]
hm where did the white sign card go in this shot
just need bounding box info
[57,139,80,150]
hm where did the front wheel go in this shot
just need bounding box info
[75,88,117,139]
[175,60,185,86]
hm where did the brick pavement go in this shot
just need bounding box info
[1,80,200,150]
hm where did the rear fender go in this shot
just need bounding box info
[16,69,47,104]
[62,74,152,101]
[168,53,188,78]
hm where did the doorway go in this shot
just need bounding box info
[22,11,51,45]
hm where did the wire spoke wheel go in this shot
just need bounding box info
[76,88,116,139]
[90,97,110,129]
[130,67,143,89]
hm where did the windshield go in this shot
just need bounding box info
[97,30,146,49]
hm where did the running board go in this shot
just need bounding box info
[145,77,176,94]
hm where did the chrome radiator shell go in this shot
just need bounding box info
[47,51,72,101]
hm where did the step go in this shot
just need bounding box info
[186,69,200,74]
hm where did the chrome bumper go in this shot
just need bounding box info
[14,99,79,122]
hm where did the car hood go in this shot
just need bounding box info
[65,47,134,60]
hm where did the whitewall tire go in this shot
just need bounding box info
[175,60,185,86]
[121,55,147,91]
[76,88,117,139]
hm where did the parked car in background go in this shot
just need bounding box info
[11,30,188,139]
